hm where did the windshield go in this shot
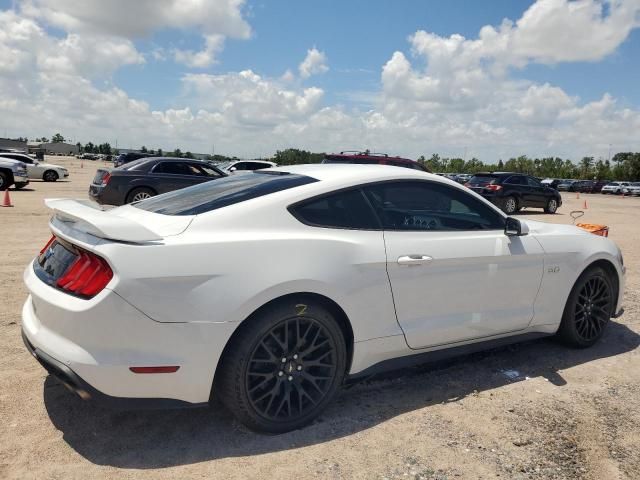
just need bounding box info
[133,171,318,216]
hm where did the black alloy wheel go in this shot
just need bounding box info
[217,300,346,433]
[246,317,337,423]
[557,267,614,347]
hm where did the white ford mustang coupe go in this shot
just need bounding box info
[22,165,624,432]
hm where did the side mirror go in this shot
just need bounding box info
[505,217,529,237]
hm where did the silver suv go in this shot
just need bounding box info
[0,155,29,190]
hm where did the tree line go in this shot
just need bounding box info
[19,134,640,180]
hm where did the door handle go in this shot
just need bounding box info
[397,255,433,266]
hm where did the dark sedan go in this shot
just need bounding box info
[89,157,226,205]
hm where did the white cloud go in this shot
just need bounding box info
[0,0,639,160]
[174,34,225,68]
[20,0,251,39]
[299,47,329,79]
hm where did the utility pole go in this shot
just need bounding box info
[608,143,612,162]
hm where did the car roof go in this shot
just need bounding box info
[268,163,444,191]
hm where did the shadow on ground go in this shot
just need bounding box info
[44,321,639,469]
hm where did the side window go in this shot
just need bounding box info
[248,162,270,170]
[363,181,505,231]
[291,188,380,230]
[526,177,541,187]
[232,162,247,170]
[198,164,222,177]
[505,176,523,185]
[154,162,191,175]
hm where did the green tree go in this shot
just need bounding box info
[157,148,163,156]
[140,145,148,153]
[579,156,594,179]
[497,159,504,169]
[76,142,83,153]
[184,151,194,159]
[51,133,65,143]
[171,148,182,158]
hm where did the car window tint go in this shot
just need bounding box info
[526,177,541,187]
[197,164,222,177]
[134,171,318,216]
[291,188,379,230]
[363,181,505,231]
[505,176,523,185]
[154,162,192,175]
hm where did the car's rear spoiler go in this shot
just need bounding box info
[45,198,163,242]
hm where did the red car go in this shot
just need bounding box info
[322,151,429,172]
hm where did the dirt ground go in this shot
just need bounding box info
[0,156,638,480]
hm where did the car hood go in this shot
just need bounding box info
[39,162,66,169]
[521,219,590,237]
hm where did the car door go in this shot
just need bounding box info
[363,180,544,349]
[503,175,530,205]
[151,161,202,193]
[525,176,547,206]
[9,155,37,178]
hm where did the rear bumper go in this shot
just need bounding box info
[13,173,28,184]
[22,263,239,405]
[22,329,204,409]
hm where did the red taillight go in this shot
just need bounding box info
[101,172,111,186]
[40,235,56,254]
[56,250,113,298]
[129,366,180,374]
[486,184,502,191]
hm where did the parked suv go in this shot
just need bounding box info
[601,181,630,194]
[322,151,429,172]
[0,156,29,190]
[466,172,562,214]
[557,180,594,192]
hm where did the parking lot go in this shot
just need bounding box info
[1,156,639,479]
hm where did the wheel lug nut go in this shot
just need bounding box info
[288,376,293,381]
[297,365,302,371]
[293,354,298,360]
[281,358,286,363]
[278,371,283,377]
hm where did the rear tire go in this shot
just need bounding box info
[125,187,155,203]
[556,267,614,348]
[502,196,518,214]
[0,172,8,190]
[544,198,558,214]
[43,170,58,182]
[216,299,347,433]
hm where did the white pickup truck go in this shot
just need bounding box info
[0,156,29,190]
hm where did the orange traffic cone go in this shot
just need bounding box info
[583,200,588,209]
[576,192,580,199]
[2,189,13,207]
[80,162,84,169]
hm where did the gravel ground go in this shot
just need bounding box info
[0,157,638,479]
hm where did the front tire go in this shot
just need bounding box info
[544,198,558,214]
[556,267,614,348]
[216,299,347,433]
[502,196,518,214]
[43,170,58,182]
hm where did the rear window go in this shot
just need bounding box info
[133,171,318,216]
[469,175,497,184]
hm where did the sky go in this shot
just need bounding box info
[0,0,639,162]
